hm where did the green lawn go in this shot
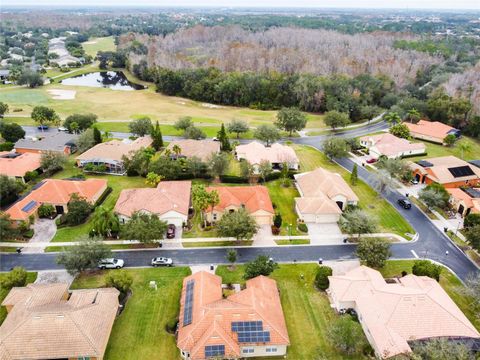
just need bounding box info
[182,240,253,247]
[265,179,301,236]
[380,260,480,331]
[82,37,116,57]
[0,272,37,325]
[71,267,191,360]
[275,239,310,245]
[293,145,414,237]
[215,264,368,359]
[407,137,480,162]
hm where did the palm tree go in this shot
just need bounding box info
[172,145,182,156]
[457,141,472,160]
[406,108,421,123]
[91,206,120,238]
[192,185,210,227]
[383,112,401,125]
[207,190,220,225]
[373,169,396,196]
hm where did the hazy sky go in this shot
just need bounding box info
[3,0,480,10]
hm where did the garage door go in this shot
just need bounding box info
[161,217,184,227]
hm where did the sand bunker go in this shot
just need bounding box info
[83,40,98,44]
[202,103,223,109]
[48,89,76,100]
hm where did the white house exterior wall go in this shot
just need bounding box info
[240,345,288,357]
[117,210,186,227]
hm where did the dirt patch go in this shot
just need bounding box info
[83,40,98,44]
[47,89,76,100]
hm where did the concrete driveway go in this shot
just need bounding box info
[23,219,57,253]
[253,225,276,246]
[307,223,343,245]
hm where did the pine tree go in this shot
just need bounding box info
[151,121,164,150]
[217,123,231,151]
[93,127,102,144]
[350,163,358,185]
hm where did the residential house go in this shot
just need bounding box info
[405,120,460,144]
[447,187,480,217]
[5,178,107,223]
[177,271,290,360]
[205,185,274,225]
[0,152,42,182]
[294,167,359,223]
[166,139,220,162]
[0,283,119,360]
[114,181,192,227]
[76,136,153,175]
[328,266,480,359]
[14,132,78,155]
[359,133,426,159]
[235,141,299,172]
[409,156,480,188]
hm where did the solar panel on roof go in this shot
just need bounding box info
[231,321,263,332]
[32,181,45,190]
[183,280,194,326]
[204,345,225,357]
[21,200,37,213]
[464,188,480,198]
[448,166,475,178]
[237,331,271,343]
[417,160,433,168]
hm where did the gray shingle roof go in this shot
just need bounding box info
[15,132,78,152]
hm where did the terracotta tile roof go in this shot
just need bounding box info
[415,156,480,184]
[177,272,289,360]
[359,133,425,157]
[236,141,299,166]
[206,186,274,215]
[328,266,480,359]
[0,283,119,360]
[294,167,358,215]
[0,152,41,178]
[166,140,220,162]
[114,181,192,217]
[447,188,480,213]
[5,178,107,221]
[76,136,153,163]
[405,120,457,140]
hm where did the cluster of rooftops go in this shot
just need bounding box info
[1,265,478,360]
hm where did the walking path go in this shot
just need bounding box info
[2,232,411,251]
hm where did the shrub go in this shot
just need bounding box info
[412,260,442,281]
[244,255,278,280]
[38,204,55,218]
[105,270,133,294]
[273,213,282,228]
[315,266,333,290]
[271,226,280,235]
[24,170,39,183]
[464,213,480,228]
[0,142,14,151]
[0,267,28,290]
[23,229,34,239]
[297,223,308,233]
[165,318,178,334]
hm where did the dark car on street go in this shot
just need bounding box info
[398,198,412,209]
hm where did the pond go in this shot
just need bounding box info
[61,71,145,91]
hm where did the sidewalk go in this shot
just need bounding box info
[0,232,411,250]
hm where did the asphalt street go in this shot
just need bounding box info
[5,121,478,281]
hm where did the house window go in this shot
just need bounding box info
[213,213,217,220]
[78,357,90,360]
[242,348,254,354]
[266,347,277,353]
